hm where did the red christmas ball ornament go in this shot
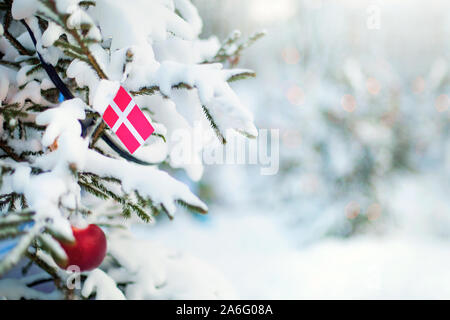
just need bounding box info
[57,224,107,272]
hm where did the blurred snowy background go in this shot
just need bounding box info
[138,0,450,299]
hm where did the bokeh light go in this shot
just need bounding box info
[281,47,300,65]
[367,203,382,221]
[435,94,449,112]
[299,173,320,194]
[366,77,381,95]
[412,77,425,94]
[341,94,357,112]
[345,201,361,219]
[282,129,302,148]
[286,85,305,106]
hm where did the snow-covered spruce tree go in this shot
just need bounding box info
[0,0,260,299]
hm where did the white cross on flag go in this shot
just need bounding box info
[102,86,154,154]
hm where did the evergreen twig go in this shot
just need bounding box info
[0,139,27,162]
[201,105,226,144]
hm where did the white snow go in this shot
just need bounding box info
[92,79,120,114]
[84,149,207,215]
[0,277,62,300]
[11,0,39,20]
[106,234,236,299]
[137,210,450,299]
[36,98,86,147]
[66,60,100,103]
[41,22,65,48]
[82,269,126,300]
[90,0,196,48]
[149,61,257,138]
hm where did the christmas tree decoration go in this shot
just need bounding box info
[102,86,155,154]
[57,224,107,272]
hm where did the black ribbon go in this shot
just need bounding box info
[21,20,152,165]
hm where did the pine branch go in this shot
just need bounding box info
[130,86,160,96]
[130,76,246,97]
[79,1,96,9]
[78,174,154,222]
[207,30,265,66]
[16,57,41,65]
[0,59,20,69]
[24,250,59,279]
[0,227,25,240]
[26,277,54,288]
[227,71,256,82]
[201,105,226,144]
[25,64,43,76]
[37,233,67,266]
[213,30,242,62]
[39,0,108,148]
[54,39,85,56]
[25,103,51,112]
[78,180,109,200]
[235,129,257,139]
[20,150,45,158]
[176,199,208,215]
[95,222,127,229]
[0,104,29,118]
[62,49,91,64]
[0,222,42,276]
[40,0,107,79]
[0,139,27,162]
[89,122,107,147]
[160,204,174,220]
[2,0,35,56]
[21,121,46,131]
[233,31,266,60]
[94,178,154,222]
[0,210,34,227]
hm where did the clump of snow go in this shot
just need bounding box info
[139,211,450,299]
[0,277,62,300]
[36,98,86,147]
[8,167,74,241]
[84,149,207,215]
[41,22,65,48]
[11,0,39,20]
[149,61,257,137]
[32,95,206,217]
[90,0,195,48]
[10,81,49,106]
[82,269,126,300]
[55,0,81,15]
[173,0,202,37]
[66,60,100,103]
[92,79,120,114]
[106,234,236,299]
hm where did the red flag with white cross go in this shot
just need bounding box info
[102,86,154,154]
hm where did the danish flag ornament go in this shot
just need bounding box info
[102,86,154,154]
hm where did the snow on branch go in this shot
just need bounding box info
[83,149,208,216]
[129,62,258,141]
[34,97,207,217]
[82,268,125,300]
[0,276,62,299]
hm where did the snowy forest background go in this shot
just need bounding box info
[0,0,449,299]
[142,0,450,299]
